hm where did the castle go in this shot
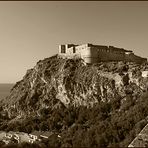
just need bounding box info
[58,43,147,64]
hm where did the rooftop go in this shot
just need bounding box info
[40,131,53,137]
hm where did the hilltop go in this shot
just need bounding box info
[0,54,148,147]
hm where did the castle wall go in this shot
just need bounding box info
[125,53,147,63]
[80,45,99,63]
[58,44,147,64]
[58,45,79,57]
[74,44,99,63]
[58,45,65,54]
[98,51,125,61]
[91,46,125,62]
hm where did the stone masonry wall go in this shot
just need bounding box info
[58,44,147,64]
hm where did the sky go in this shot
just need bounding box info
[0,1,148,83]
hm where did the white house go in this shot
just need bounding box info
[29,131,43,143]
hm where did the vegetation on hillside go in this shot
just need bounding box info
[0,55,148,147]
[1,91,148,147]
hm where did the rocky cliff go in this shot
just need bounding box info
[0,54,148,147]
[0,54,148,120]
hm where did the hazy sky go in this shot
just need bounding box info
[0,1,148,83]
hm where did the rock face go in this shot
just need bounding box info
[0,54,148,120]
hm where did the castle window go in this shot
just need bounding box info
[73,47,76,53]
[61,48,66,53]
[61,45,66,53]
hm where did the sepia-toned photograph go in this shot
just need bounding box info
[0,1,148,147]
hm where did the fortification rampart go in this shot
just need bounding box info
[58,43,147,64]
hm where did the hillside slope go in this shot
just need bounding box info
[0,54,148,147]
[0,55,146,118]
